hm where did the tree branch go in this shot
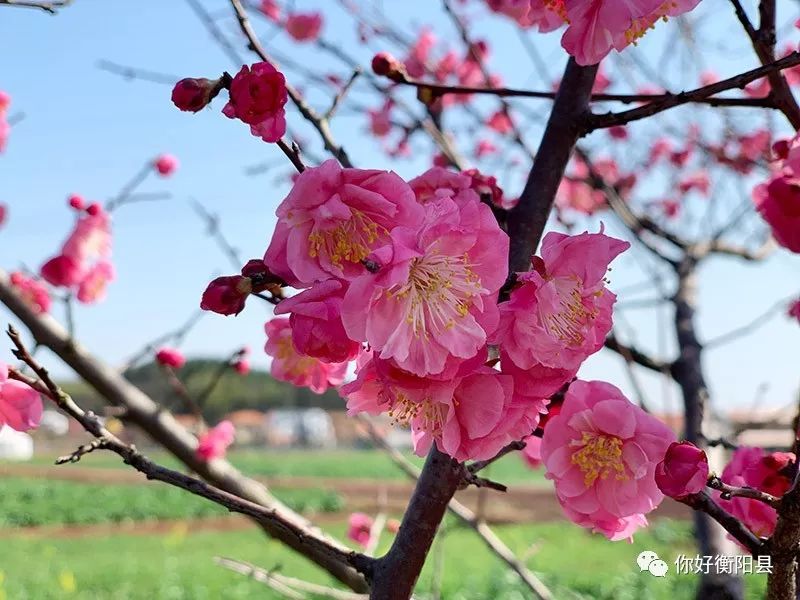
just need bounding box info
[604,334,672,375]
[0,0,70,13]
[0,269,369,592]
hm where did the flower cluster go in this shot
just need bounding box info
[261,158,633,471]
[9,272,51,314]
[484,0,702,65]
[753,133,800,254]
[40,201,114,304]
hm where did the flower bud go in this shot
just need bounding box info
[171,77,216,113]
[68,194,85,211]
[655,441,709,499]
[200,275,250,316]
[154,154,179,177]
[371,52,405,81]
[155,347,186,369]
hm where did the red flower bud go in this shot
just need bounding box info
[68,194,85,211]
[200,275,250,316]
[371,52,404,81]
[155,347,186,369]
[171,77,216,113]
[655,441,709,500]
[86,202,102,216]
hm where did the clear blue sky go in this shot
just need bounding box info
[1,1,798,413]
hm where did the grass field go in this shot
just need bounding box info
[0,520,768,599]
[0,477,342,527]
[19,448,549,485]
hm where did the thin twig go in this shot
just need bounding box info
[0,0,71,13]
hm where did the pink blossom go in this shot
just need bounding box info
[40,254,84,288]
[274,279,361,363]
[661,199,681,219]
[561,0,701,66]
[678,170,711,197]
[654,441,709,499]
[717,447,794,538]
[0,203,6,228]
[76,260,114,304]
[0,361,43,433]
[700,70,719,86]
[154,154,178,176]
[264,159,424,286]
[463,168,506,208]
[487,110,513,134]
[475,139,497,158]
[347,512,374,547]
[408,167,477,206]
[9,272,51,314]
[233,358,250,375]
[223,62,288,143]
[62,207,112,263]
[341,195,508,377]
[521,435,543,469]
[485,0,564,32]
[196,420,235,461]
[493,229,629,373]
[264,318,347,394]
[0,117,8,154]
[745,77,771,99]
[788,298,800,323]
[156,347,186,369]
[404,29,436,79]
[367,100,393,138]
[285,12,323,42]
[259,0,281,21]
[753,174,800,253]
[541,380,675,539]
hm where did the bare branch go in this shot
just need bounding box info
[0,0,71,13]
[604,333,672,375]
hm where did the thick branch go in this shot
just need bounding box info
[507,59,599,272]
[680,492,764,556]
[0,269,369,592]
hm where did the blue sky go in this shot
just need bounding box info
[1,0,798,412]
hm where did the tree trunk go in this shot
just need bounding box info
[672,258,744,600]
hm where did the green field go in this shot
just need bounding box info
[19,448,549,485]
[0,520,768,599]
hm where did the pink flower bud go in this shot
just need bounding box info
[233,358,250,375]
[171,77,216,113]
[155,347,186,369]
[0,203,6,228]
[67,194,85,211]
[200,275,250,316]
[86,202,101,216]
[371,52,402,79]
[154,154,178,177]
[655,441,709,499]
[222,63,288,143]
[285,12,323,42]
[40,254,84,288]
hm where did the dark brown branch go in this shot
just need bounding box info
[0,270,369,592]
[468,440,526,474]
[588,53,800,130]
[325,69,361,120]
[277,139,307,173]
[604,334,672,375]
[707,476,781,508]
[507,59,599,272]
[679,491,765,556]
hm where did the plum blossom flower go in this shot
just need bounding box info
[341,195,508,377]
[264,318,347,394]
[40,254,84,288]
[285,12,323,42]
[541,380,675,540]
[408,167,478,207]
[342,351,532,461]
[196,420,235,461]
[753,172,800,254]
[0,91,10,153]
[485,0,564,32]
[347,512,374,547]
[76,260,114,304]
[156,347,186,369]
[788,298,800,323]
[9,272,51,314]
[493,229,629,373]
[223,62,288,143]
[259,0,280,21]
[0,361,43,433]
[201,275,252,316]
[655,441,709,499]
[233,358,250,375]
[716,447,794,538]
[274,279,361,363]
[154,154,178,176]
[265,160,424,286]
